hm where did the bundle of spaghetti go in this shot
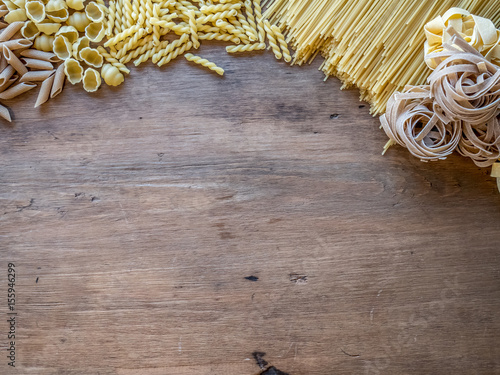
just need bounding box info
[381,33,500,168]
[263,0,500,115]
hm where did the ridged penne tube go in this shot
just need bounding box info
[85,2,104,23]
[67,11,90,32]
[270,25,291,62]
[0,82,36,99]
[0,21,23,41]
[21,20,39,40]
[79,47,103,68]
[67,0,84,11]
[45,0,67,12]
[50,63,65,98]
[46,8,69,23]
[19,69,54,82]
[25,0,45,23]
[36,22,61,35]
[21,49,58,62]
[3,38,33,50]
[0,103,12,122]
[225,42,265,53]
[56,25,78,43]
[21,57,53,70]
[64,57,83,84]
[0,65,15,86]
[85,22,105,42]
[101,63,124,86]
[82,67,101,92]
[53,35,72,60]
[34,72,55,107]
[184,53,223,75]
[5,9,28,24]
[3,45,28,76]
[33,34,55,52]
[72,36,89,59]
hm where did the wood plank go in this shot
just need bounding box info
[1,44,500,375]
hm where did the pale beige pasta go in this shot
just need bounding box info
[82,67,101,92]
[66,0,84,11]
[85,22,105,42]
[0,103,12,122]
[36,22,61,35]
[34,72,55,107]
[19,69,54,82]
[85,2,104,23]
[79,46,103,67]
[0,21,23,41]
[55,25,78,43]
[3,45,28,75]
[64,58,83,84]
[53,34,72,60]
[72,36,89,59]
[46,8,69,23]
[20,48,59,62]
[21,57,53,70]
[0,65,15,86]
[67,11,90,32]
[33,33,55,51]
[0,82,36,99]
[25,0,45,24]
[5,9,27,23]
[0,76,18,93]
[21,20,39,40]
[0,58,6,72]
[100,63,124,86]
[4,38,32,50]
[50,62,64,97]
[45,0,67,12]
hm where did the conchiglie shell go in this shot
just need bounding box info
[53,34,72,60]
[3,1,18,12]
[36,21,61,35]
[47,8,68,22]
[25,0,45,23]
[33,33,55,52]
[82,67,101,92]
[79,46,103,68]
[67,11,90,32]
[85,22,105,42]
[101,63,124,86]
[21,20,39,40]
[45,0,67,12]
[72,36,89,59]
[5,9,28,23]
[85,2,104,23]
[56,25,78,43]
[66,0,84,11]
[64,57,83,84]
[12,0,25,8]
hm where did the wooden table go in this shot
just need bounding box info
[1,45,500,375]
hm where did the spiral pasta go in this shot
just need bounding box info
[184,53,223,75]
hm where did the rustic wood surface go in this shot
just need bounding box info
[1,44,500,375]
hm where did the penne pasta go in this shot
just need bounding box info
[0,76,18,93]
[21,57,54,70]
[0,103,12,122]
[34,72,55,107]
[3,45,28,76]
[50,63,65,98]
[19,70,54,82]
[0,21,24,42]
[0,65,15,85]
[0,82,36,99]
[20,49,59,62]
[0,57,7,72]
[2,38,32,51]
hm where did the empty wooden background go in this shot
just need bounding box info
[1,45,500,375]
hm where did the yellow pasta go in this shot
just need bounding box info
[225,41,265,52]
[36,22,61,35]
[101,63,124,86]
[79,47,103,67]
[85,2,105,23]
[66,0,84,11]
[85,21,105,42]
[21,20,40,40]
[184,53,224,75]
[64,57,83,83]
[82,67,101,92]
[67,11,90,32]
[25,0,45,24]
[56,25,79,43]
[5,9,27,23]
[53,34,72,60]
[46,8,69,23]
[33,33,55,51]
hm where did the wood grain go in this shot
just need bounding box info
[1,45,500,375]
